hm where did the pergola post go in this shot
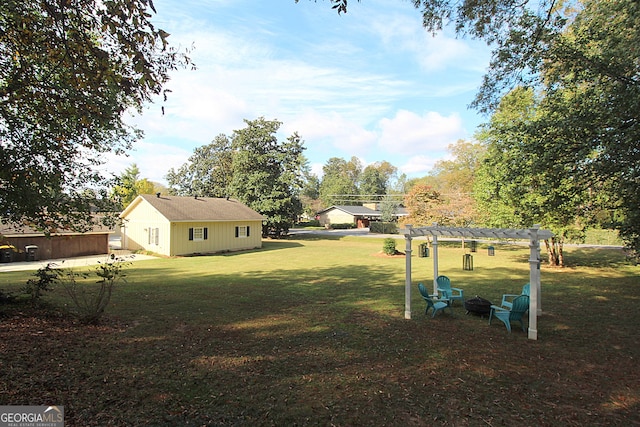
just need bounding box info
[432,234,439,295]
[404,225,413,319]
[528,225,542,340]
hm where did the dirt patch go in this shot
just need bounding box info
[372,251,405,258]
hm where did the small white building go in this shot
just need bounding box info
[120,194,265,257]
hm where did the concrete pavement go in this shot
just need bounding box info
[0,251,158,273]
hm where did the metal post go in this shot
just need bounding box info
[404,225,413,319]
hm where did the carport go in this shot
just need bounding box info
[402,224,554,340]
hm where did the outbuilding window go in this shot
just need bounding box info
[188,227,208,241]
[235,226,250,238]
[148,227,159,245]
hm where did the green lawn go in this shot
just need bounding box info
[1,235,638,426]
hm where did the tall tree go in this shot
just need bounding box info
[474,88,594,266]
[430,140,485,194]
[166,134,233,197]
[1,0,191,232]
[229,118,305,237]
[359,161,398,200]
[402,184,446,227]
[300,163,323,219]
[112,164,155,209]
[319,157,361,206]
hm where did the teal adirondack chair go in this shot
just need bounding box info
[489,295,529,333]
[436,275,464,306]
[418,283,452,318]
[500,283,530,309]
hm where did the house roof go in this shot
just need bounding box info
[318,205,377,216]
[318,205,408,217]
[121,194,266,222]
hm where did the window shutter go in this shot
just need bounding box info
[247,226,250,237]
[235,226,239,238]
[204,227,208,240]
[189,228,194,241]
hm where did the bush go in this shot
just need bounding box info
[23,263,60,306]
[297,220,320,227]
[383,238,397,256]
[369,222,399,234]
[330,223,356,230]
[59,254,131,324]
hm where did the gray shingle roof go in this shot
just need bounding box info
[131,194,265,222]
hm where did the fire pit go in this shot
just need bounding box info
[465,296,493,317]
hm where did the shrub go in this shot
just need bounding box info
[23,263,60,306]
[369,222,398,234]
[59,254,131,324]
[330,223,356,230]
[383,238,397,255]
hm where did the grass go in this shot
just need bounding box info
[1,235,639,426]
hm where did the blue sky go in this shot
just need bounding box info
[114,0,492,184]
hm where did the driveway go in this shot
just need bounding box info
[0,251,157,273]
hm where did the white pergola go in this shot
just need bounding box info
[402,224,554,340]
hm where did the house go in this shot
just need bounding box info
[317,204,408,228]
[0,220,112,262]
[120,194,265,257]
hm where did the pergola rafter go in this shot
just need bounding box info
[402,224,553,340]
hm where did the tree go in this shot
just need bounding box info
[430,140,485,194]
[319,157,361,206]
[166,134,233,197]
[402,184,446,227]
[474,88,594,266]
[300,166,323,219]
[1,0,191,232]
[229,118,305,237]
[470,0,640,260]
[359,161,398,200]
[112,164,155,209]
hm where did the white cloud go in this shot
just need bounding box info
[111,0,491,184]
[377,110,464,155]
[400,154,441,176]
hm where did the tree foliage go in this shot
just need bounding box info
[0,0,191,232]
[319,157,361,206]
[168,118,305,237]
[166,134,233,198]
[230,118,305,237]
[112,164,155,209]
[402,184,445,227]
[474,88,591,266]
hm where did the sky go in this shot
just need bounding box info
[112,0,493,185]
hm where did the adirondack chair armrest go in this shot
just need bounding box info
[451,287,463,294]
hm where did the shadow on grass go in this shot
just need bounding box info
[1,240,639,425]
